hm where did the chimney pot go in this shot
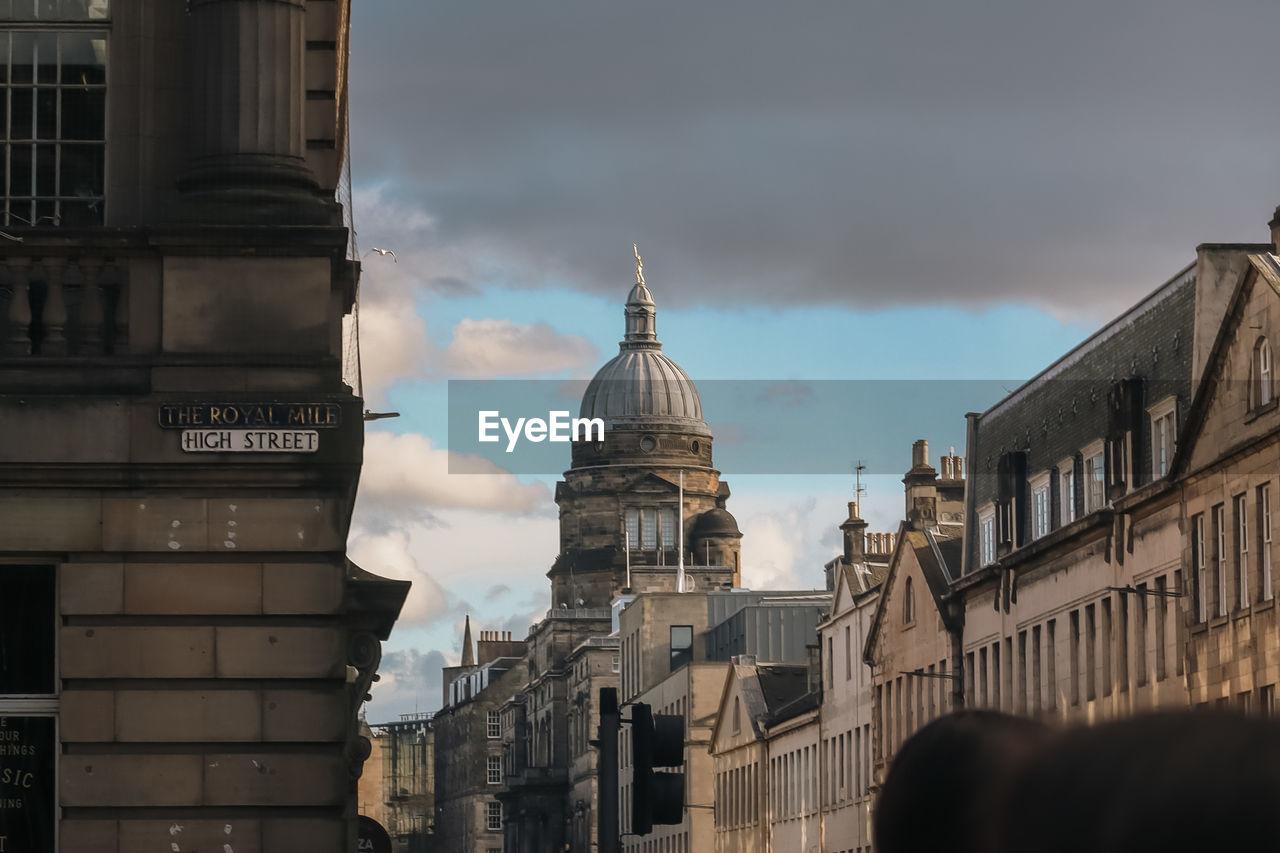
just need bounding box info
[913,439,929,468]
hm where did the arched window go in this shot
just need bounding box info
[903,576,915,624]
[1257,337,1272,408]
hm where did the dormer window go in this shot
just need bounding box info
[1030,472,1051,539]
[1256,338,1272,408]
[1148,396,1176,479]
[1082,441,1106,513]
[978,505,996,567]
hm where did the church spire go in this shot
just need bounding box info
[460,614,475,667]
[625,243,658,344]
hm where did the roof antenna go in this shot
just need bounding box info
[853,460,867,509]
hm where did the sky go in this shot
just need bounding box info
[344,1,1280,721]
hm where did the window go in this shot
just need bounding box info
[1155,575,1169,681]
[1193,513,1207,623]
[979,505,996,566]
[845,625,852,681]
[487,755,501,784]
[487,710,500,739]
[1257,338,1273,408]
[1083,443,1106,512]
[1085,604,1096,702]
[1031,473,1051,539]
[1046,619,1057,712]
[1135,585,1148,687]
[0,11,109,227]
[486,801,502,831]
[1215,504,1227,617]
[0,564,57,853]
[611,654,620,673]
[903,576,915,624]
[1237,493,1250,609]
[625,507,677,551]
[670,625,693,671]
[1262,484,1273,602]
[1059,459,1076,525]
[1069,610,1081,706]
[1148,397,1176,479]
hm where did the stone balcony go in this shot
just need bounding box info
[0,245,129,358]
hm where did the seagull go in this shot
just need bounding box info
[367,247,397,262]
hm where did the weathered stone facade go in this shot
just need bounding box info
[0,4,407,852]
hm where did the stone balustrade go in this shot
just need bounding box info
[0,252,127,356]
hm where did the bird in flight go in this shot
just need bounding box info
[367,247,397,262]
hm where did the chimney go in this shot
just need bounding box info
[840,501,869,563]
[904,439,939,525]
[1271,206,1280,248]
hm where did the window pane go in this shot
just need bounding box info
[0,32,9,85]
[660,508,675,550]
[10,143,34,196]
[10,1,36,28]
[59,143,101,195]
[34,88,55,139]
[34,31,56,83]
[59,33,105,85]
[641,508,657,550]
[34,142,54,195]
[0,565,55,693]
[11,87,33,139]
[60,88,104,140]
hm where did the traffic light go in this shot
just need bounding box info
[630,702,685,835]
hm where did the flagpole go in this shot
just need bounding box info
[678,470,685,593]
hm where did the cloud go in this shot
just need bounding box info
[348,1,1280,321]
[444,318,598,377]
[347,527,452,627]
[485,583,512,602]
[365,647,448,722]
[357,431,552,523]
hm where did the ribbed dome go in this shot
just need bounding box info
[580,347,707,432]
[579,260,708,434]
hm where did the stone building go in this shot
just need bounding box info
[709,661,815,853]
[952,250,1236,727]
[364,714,435,853]
[617,589,830,853]
[565,637,621,853]
[431,262,750,853]
[0,3,407,852]
[433,625,527,853]
[814,501,887,853]
[553,262,742,608]
[865,442,965,768]
[1174,223,1280,711]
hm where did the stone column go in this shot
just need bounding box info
[178,0,329,219]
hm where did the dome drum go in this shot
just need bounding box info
[570,426,713,468]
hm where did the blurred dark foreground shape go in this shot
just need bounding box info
[876,709,1280,853]
[999,710,1280,853]
[873,710,1052,853]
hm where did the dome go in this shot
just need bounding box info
[580,347,707,432]
[579,253,708,434]
[692,507,741,538]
